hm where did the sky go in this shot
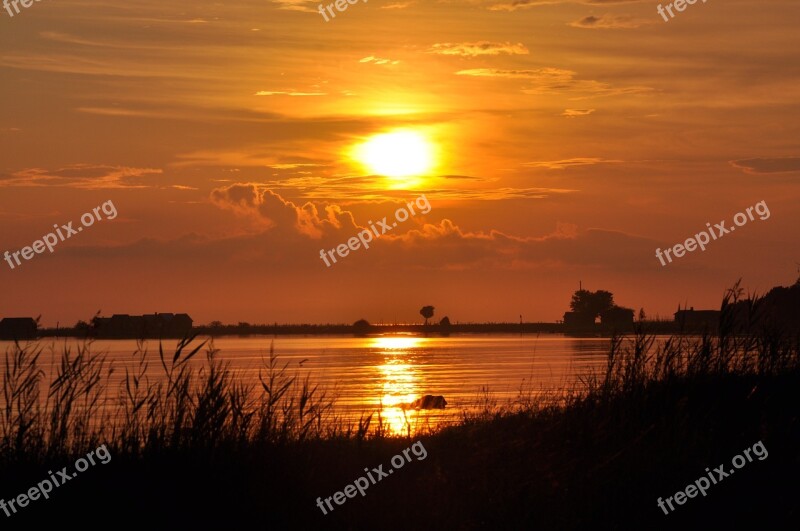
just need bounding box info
[1,0,799,327]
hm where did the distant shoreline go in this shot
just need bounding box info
[25,320,698,340]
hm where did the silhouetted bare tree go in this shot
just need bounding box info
[420,306,435,326]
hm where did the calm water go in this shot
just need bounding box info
[3,334,612,435]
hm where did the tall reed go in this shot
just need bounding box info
[2,285,798,463]
[0,337,340,463]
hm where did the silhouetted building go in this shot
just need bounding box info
[563,311,595,328]
[94,313,193,338]
[438,316,452,336]
[674,307,720,329]
[0,317,38,340]
[601,307,635,329]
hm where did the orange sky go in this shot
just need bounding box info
[1,0,799,327]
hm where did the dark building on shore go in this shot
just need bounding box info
[563,311,596,330]
[674,307,721,330]
[600,307,635,330]
[564,306,635,332]
[94,313,193,338]
[0,317,38,340]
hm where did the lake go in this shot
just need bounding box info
[2,334,612,435]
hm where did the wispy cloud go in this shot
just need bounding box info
[456,68,566,79]
[730,157,800,174]
[254,91,327,96]
[562,108,596,117]
[457,67,653,98]
[428,41,529,57]
[382,1,414,8]
[360,56,400,65]
[522,158,623,169]
[488,0,646,12]
[569,14,650,29]
[270,0,318,13]
[0,165,163,189]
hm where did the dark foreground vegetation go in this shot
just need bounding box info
[1,286,798,530]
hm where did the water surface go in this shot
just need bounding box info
[3,334,612,435]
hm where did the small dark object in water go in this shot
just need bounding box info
[411,395,447,409]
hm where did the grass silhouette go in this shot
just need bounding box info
[1,284,798,528]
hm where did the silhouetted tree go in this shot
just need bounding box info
[420,306,435,326]
[74,320,91,337]
[570,289,614,319]
[353,319,371,336]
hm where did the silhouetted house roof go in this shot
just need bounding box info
[173,314,192,327]
[674,307,720,329]
[0,317,38,340]
[95,313,193,338]
[601,307,635,329]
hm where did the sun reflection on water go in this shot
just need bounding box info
[370,336,427,434]
[370,335,426,350]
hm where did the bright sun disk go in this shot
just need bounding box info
[355,130,435,179]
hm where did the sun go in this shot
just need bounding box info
[354,130,436,182]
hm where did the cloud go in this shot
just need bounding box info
[254,91,327,96]
[488,0,646,12]
[522,158,622,169]
[422,187,578,200]
[359,56,401,65]
[730,157,800,174]
[562,108,596,117]
[207,186,586,264]
[172,145,327,169]
[456,68,567,80]
[151,185,657,273]
[270,0,317,13]
[428,41,529,57]
[271,0,412,13]
[569,14,649,29]
[456,67,653,98]
[0,165,163,189]
[76,107,162,117]
[253,174,577,201]
[382,2,414,8]
[210,184,359,238]
[268,163,323,170]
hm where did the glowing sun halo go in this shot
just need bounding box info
[355,130,435,179]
